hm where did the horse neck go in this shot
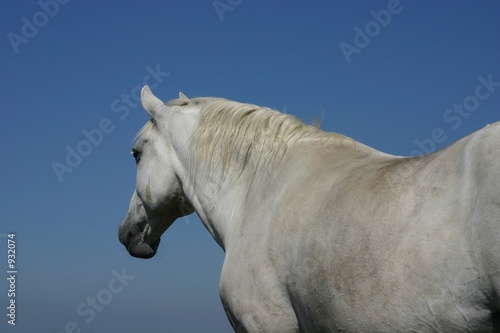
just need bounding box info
[173,103,381,251]
[178,138,281,252]
[179,162,253,251]
[181,136,386,252]
[179,140,312,252]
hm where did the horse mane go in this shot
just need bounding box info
[166,96,349,180]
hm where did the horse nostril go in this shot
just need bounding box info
[136,219,148,233]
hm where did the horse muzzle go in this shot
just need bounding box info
[118,219,160,259]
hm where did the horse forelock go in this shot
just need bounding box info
[134,118,157,143]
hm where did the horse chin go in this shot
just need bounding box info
[127,237,160,259]
[118,223,160,259]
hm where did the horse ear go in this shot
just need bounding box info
[141,85,164,118]
[179,92,189,101]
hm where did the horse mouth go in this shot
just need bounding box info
[118,221,160,259]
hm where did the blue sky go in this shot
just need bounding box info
[1,1,499,332]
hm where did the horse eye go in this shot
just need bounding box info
[131,149,141,163]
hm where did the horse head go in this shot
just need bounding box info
[118,86,194,258]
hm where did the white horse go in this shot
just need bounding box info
[119,86,500,332]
